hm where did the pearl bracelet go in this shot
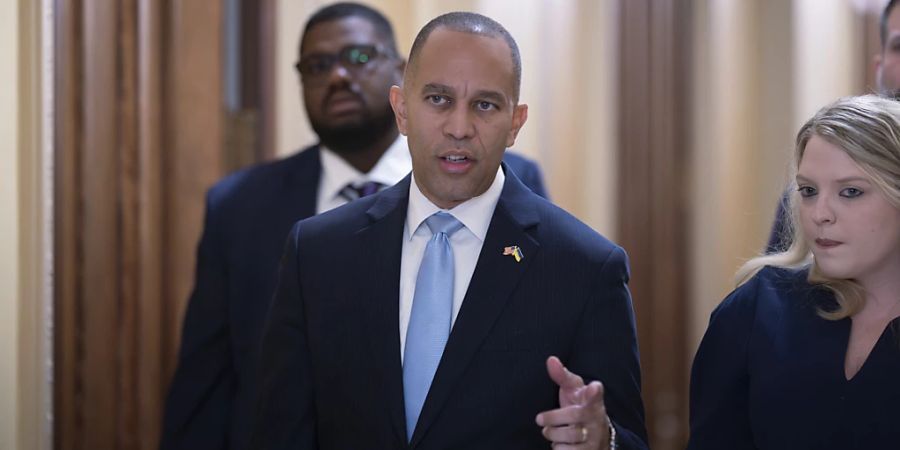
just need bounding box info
[607,417,618,450]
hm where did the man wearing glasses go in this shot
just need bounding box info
[159,3,546,450]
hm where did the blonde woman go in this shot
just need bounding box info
[688,95,900,449]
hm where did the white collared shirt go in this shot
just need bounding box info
[398,166,506,361]
[315,135,411,214]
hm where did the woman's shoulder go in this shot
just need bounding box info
[752,265,811,291]
[713,265,813,323]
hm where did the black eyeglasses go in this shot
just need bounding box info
[295,44,387,77]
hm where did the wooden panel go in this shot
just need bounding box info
[54,0,225,448]
[136,0,165,448]
[116,0,140,447]
[239,0,261,109]
[80,0,119,447]
[53,0,84,447]
[162,0,224,377]
[259,0,278,160]
[618,1,691,449]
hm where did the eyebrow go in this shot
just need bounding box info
[422,83,453,96]
[795,175,872,184]
[420,84,508,104]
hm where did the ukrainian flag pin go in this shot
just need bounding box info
[502,245,524,262]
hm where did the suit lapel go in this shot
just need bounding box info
[355,177,411,444]
[410,167,541,446]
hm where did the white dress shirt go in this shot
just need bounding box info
[315,135,411,214]
[398,166,506,361]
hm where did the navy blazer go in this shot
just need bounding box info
[688,266,900,449]
[160,146,547,450]
[250,166,648,449]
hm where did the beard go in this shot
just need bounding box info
[311,104,397,154]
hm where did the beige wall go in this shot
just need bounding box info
[0,0,23,442]
[275,0,620,236]
[474,0,619,237]
[793,0,863,127]
[1,0,50,448]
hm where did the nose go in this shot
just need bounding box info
[443,105,475,141]
[811,195,836,226]
[326,63,351,87]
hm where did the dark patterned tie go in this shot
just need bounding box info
[338,181,384,202]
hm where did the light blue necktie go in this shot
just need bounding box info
[403,212,463,441]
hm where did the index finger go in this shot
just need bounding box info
[546,356,584,390]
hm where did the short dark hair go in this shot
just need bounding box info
[406,12,522,102]
[300,2,398,56]
[882,0,899,48]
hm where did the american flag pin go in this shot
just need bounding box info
[502,245,524,262]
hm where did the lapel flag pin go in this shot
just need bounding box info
[503,245,524,262]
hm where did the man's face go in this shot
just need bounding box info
[389,28,527,209]
[299,17,403,151]
[877,7,900,97]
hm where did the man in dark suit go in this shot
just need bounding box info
[159,4,546,450]
[252,11,647,450]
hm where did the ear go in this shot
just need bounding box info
[389,85,408,135]
[506,104,528,147]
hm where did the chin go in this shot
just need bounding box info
[814,259,856,281]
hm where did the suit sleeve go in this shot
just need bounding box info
[686,276,759,450]
[569,247,648,450]
[160,194,233,450]
[249,223,317,449]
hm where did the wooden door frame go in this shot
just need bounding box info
[53,0,225,448]
[617,1,692,448]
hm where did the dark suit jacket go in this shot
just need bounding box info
[250,166,648,449]
[159,146,547,450]
[765,191,791,253]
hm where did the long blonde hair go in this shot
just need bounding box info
[736,95,900,319]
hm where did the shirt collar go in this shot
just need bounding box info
[406,165,505,242]
[319,135,411,202]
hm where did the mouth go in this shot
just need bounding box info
[814,238,843,249]
[438,153,474,174]
[324,91,364,115]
